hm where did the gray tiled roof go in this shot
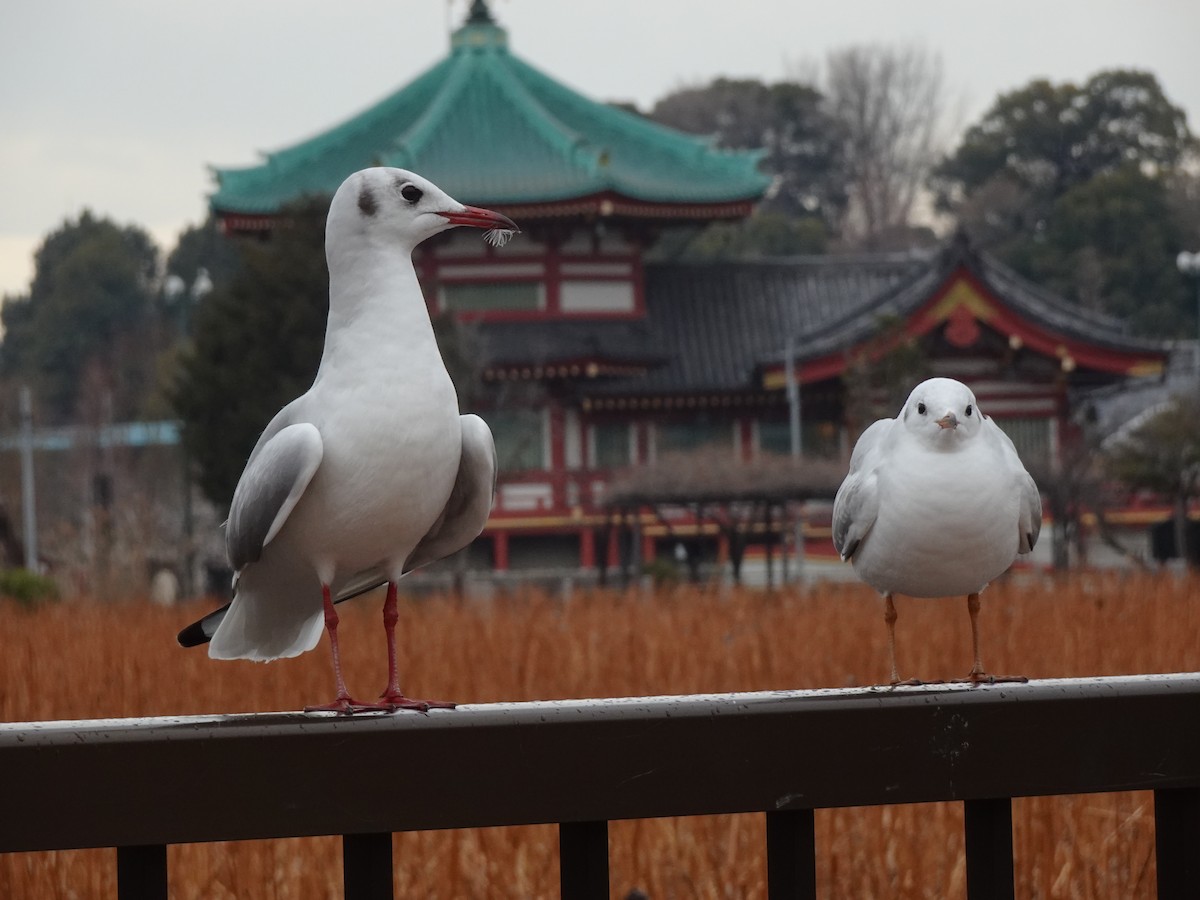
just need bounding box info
[601,255,931,394]
[473,238,1166,398]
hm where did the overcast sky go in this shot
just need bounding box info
[1,0,1197,297]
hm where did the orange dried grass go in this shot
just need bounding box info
[0,571,1196,898]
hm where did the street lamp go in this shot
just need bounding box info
[1178,251,1200,380]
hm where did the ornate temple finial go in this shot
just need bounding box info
[452,0,506,50]
[465,0,494,25]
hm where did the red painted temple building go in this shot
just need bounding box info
[209,1,1168,580]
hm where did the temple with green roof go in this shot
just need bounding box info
[207,0,1169,582]
[211,0,769,231]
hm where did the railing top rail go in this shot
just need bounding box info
[4,673,1195,736]
[3,673,1199,854]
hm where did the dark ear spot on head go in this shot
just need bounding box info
[357,186,378,217]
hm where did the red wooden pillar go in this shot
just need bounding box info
[493,531,510,572]
[549,402,566,507]
[580,528,596,570]
[739,418,754,462]
[635,421,651,464]
[642,532,656,564]
[606,527,620,569]
[545,238,562,314]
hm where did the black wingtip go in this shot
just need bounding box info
[177,619,210,647]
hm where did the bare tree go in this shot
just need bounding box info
[821,43,951,250]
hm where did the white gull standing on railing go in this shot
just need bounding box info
[178,167,518,713]
[832,377,1041,685]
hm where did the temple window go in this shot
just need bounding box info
[590,422,634,468]
[441,282,543,313]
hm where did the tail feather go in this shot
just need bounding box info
[178,567,387,650]
[177,603,230,647]
[207,554,325,661]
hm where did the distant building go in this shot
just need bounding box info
[208,0,1167,581]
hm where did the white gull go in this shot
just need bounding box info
[178,167,517,713]
[832,377,1041,684]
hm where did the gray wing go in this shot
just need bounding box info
[986,417,1043,553]
[225,421,323,571]
[404,414,498,573]
[1017,469,1043,554]
[282,418,496,600]
[831,418,890,561]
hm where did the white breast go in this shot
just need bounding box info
[284,362,461,578]
[851,436,1021,598]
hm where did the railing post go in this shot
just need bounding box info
[766,809,816,900]
[116,844,167,900]
[343,832,393,900]
[1155,787,1200,899]
[964,798,1015,900]
[559,820,608,900]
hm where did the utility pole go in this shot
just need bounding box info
[19,385,37,571]
[785,337,805,584]
[786,336,801,460]
[1177,251,1200,383]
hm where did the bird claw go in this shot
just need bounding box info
[304,695,378,715]
[303,695,453,715]
[952,671,1029,686]
[887,677,944,688]
[376,693,456,713]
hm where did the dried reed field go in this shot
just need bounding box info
[2,572,1198,899]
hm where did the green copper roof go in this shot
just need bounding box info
[210,5,769,216]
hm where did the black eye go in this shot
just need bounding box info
[917,402,926,415]
[965,404,973,417]
[400,184,423,204]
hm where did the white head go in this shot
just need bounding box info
[899,377,983,448]
[326,167,518,256]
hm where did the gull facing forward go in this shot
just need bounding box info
[832,377,1041,684]
[178,167,517,713]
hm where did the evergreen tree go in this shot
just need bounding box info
[937,69,1197,336]
[937,69,1192,207]
[0,211,161,422]
[1008,167,1190,335]
[171,198,330,509]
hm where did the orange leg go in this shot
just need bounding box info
[955,592,1027,685]
[884,594,924,686]
[967,592,985,679]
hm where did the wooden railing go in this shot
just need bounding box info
[2,674,1199,899]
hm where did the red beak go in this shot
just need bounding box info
[437,205,519,232]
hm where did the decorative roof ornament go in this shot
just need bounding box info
[466,0,495,25]
[452,0,507,49]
